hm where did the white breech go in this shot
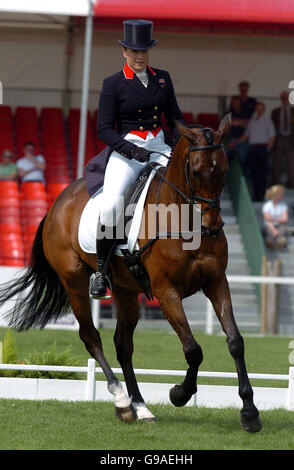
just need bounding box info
[99,129,171,227]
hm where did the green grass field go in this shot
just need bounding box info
[0,400,293,450]
[0,326,293,450]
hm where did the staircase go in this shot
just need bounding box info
[183,190,260,333]
[253,188,294,335]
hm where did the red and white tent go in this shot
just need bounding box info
[1,0,294,175]
[2,0,294,27]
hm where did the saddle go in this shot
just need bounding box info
[118,162,162,301]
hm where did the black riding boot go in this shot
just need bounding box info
[90,222,116,299]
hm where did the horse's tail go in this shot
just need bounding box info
[0,216,70,331]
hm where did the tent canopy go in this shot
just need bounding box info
[94,0,294,25]
[93,0,294,34]
[1,0,294,29]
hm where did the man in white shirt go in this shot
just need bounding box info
[271,91,294,188]
[16,141,46,183]
[236,102,275,201]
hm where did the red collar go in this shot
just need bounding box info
[148,65,156,76]
[123,63,156,79]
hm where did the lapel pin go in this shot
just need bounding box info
[159,78,166,88]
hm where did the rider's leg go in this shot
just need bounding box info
[90,151,144,299]
[90,218,116,299]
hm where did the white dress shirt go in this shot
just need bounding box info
[245,114,276,145]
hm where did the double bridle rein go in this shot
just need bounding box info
[133,136,226,259]
[146,138,225,237]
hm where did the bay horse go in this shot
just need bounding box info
[0,114,261,432]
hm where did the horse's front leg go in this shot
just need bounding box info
[60,263,135,423]
[155,284,203,407]
[112,284,155,422]
[203,274,262,433]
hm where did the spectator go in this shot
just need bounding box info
[271,91,294,188]
[227,95,249,176]
[16,141,46,184]
[262,185,288,250]
[238,81,257,120]
[0,149,17,181]
[237,102,276,201]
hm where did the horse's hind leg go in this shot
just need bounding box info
[113,284,155,422]
[59,258,136,422]
[154,284,203,407]
[203,274,262,433]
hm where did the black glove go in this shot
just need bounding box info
[130,146,152,163]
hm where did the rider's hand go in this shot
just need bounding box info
[130,146,152,163]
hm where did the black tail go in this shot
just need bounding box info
[0,216,70,331]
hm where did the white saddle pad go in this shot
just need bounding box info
[78,167,159,256]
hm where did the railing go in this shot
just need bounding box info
[0,359,293,410]
[226,157,267,310]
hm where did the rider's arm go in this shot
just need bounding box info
[97,77,136,159]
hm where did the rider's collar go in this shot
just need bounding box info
[123,63,156,79]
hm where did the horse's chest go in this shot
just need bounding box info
[183,255,222,295]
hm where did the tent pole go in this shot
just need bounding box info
[63,17,74,118]
[77,0,94,179]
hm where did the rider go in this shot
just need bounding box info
[90,19,185,299]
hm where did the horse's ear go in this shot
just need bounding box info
[175,121,199,144]
[216,113,232,142]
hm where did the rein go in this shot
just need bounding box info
[132,135,226,259]
[146,142,224,215]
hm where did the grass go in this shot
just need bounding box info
[0,327,293,450]
[0,399,293,450]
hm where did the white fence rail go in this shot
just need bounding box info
[0,359,293,411]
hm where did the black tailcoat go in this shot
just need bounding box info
[85,64,184,196]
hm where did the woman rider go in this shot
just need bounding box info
[89,19,185,299]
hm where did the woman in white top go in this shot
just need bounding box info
[262,185,288,249]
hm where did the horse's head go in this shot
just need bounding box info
[176,113,231,238]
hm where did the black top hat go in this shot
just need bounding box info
[118,19,157,50]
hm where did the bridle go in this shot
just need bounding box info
[185,142,224,215]
[147,137,226,237]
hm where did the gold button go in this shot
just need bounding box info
[153,124,157,128]
[153,115,158,120]
[154,106,158,110]
[138,109,142,113]
[139,126,144,131]
[138,118,142,121]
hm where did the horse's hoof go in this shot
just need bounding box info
[115,404,137,423]
[240,412,262,433]
[169,384,192,407]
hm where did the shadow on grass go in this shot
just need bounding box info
[147,405,294,435]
